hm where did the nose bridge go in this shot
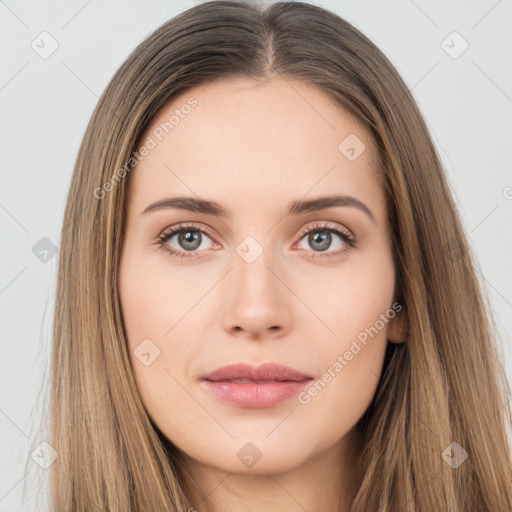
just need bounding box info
[233,241,280,310]
[235,246,275,298]
[222,236,291,337]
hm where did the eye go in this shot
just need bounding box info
[157,223,219,259]
[157,221,357,260]
[294,222,356,259]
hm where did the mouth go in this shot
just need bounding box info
[200,362,313,408]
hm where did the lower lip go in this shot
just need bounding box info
[201,380,311,408]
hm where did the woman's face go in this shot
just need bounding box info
[119,76,405,476]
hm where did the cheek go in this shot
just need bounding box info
[296,306,389,452]
[298,250,396,348]
[118,248,204,430]
[295,254,394,434]
[119,249,190,348]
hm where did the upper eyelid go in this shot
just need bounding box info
[298,221,352,236]
[159,222,215,238]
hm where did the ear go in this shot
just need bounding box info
[387,305,408,344]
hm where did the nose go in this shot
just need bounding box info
[222,253,292,340]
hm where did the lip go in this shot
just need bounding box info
[200,363,313,408]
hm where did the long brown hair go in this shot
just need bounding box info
[26,1,512,510]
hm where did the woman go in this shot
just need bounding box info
[41,0,512,510]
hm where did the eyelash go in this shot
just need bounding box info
[156,222,357,260]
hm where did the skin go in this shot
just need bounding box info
[118,75,407,512]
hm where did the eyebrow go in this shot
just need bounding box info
[141,194,377,224]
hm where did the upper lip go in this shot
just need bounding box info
[202,363,313,382]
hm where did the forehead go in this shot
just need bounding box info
[128,76,385,223]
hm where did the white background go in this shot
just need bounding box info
[1,1,511,510]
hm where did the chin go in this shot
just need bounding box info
[190,434,316,475]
